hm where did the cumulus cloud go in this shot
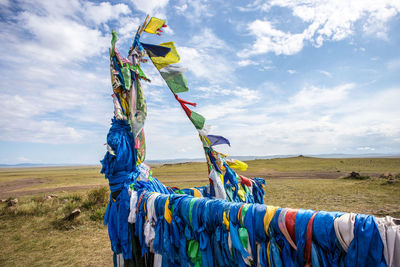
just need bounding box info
[288,83,354,109]
[179,28,235,84]
[0,0,135,145]
[241,0,400,56]
[219,85,400,156]
[237,59,259,67]
[196,85,259,102]
[130,0,169,16]
[174,0,214,21]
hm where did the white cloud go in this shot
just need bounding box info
[175,0,214,21]
[191,28,227,49]
[357,146,375,151]
[318,70,332,77]
[17,156,31,163]
[18,14,108,63]
[84,2,130,25]
[179,28,234,84]
[241,0,400,56]
[196,85,259,102]
[0,118,91,144]
[288,83,354,109]
[237,59,258,67]
[175,3,188,13]
[243,19,305,56]
[288,69,296,74]
[131,0,169,15]
[218,85,400,156]
[3,1,132,64]
[0,0,136,144]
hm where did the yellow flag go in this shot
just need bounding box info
[164,197,172,224]
[144,17,165,34]
[150,42,180,70]
[226,159,248,171]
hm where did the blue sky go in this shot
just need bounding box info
[0,0,400,164]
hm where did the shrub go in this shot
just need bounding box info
[82,186,109,210]
[90,206,107,222]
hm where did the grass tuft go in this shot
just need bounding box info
[90,206,107,222]
[82,186,109,210]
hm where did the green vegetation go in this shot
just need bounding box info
[0,157,400,266]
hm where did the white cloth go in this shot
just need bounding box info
[209,169,226,200]
[128,190,138,223]
[144,193,160,251]
[112,93,126,120]
[376,216,400,267]
[334,213,356,252]
[153,253,162,267]
[137,163,151,182]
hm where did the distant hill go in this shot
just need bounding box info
[145,153,400,164]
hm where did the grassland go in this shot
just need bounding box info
[0,156,399,266]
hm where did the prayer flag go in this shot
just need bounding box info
[165,73,189,93]
[207,135,231,146]
[144,17,166,34]
[141,42,171,57]
[189,111,205,130]
[227,159,248,171]
[149,42,180,70]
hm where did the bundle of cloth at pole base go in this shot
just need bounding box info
[100,16,400,267]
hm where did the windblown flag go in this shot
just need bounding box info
[144,17,166,35]
[226,159,248,171]
[149,42,180,70]
[206,135,231,147]
[160,65,188,94]
[141,42,171,57]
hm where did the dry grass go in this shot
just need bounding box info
[0,187,112,266]
[0,157,399,266]
[245,156,400,173]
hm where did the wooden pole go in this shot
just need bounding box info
[138,14,150,35]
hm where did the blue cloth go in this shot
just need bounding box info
[191,198,214,267]
[270,208,295,267]
[252,178,265,204]
[112,56,126,90]
[169,195,191,266]
[141,42,171,57]
[294,209,315,266]
[101,118,137,179]
[243,204,257,266]
[229,203,249,267]
[101,118,138,260]
[132,33,144,52]
[312,211,343,267]
[224,164,239,201]
[345,214,386,267]
[206,135,230,147]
